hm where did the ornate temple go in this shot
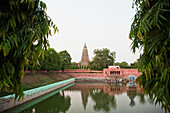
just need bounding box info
[81,42,89,69]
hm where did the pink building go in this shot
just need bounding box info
[103,66,141,79]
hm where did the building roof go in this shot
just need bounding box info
[108,66,120,69]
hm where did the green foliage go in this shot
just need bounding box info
[69,62,79,69]
[0,0,58,100]
[39,48,62,71]
[89,48,116,70]
[114,61,139,68]
[119,61,128,67]
[25,48,62,71]
[59,50,72,73]
[130,60,139,68]
[129,0,170,112]
[114,61,129,68]
[24,51,41,71]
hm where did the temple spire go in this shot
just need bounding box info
[81,42,89,69]
[84,42,87,48]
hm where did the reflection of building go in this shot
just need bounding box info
[103,83,144,96]
[81,90,89,110]
[68,83,143,96]
[104,84,124,95]
[81,42,89,69]
[67,83,145,110]
[103,66,141,79]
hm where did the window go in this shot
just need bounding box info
[110,71,114,74]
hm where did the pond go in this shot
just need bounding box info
[4,83,166,113]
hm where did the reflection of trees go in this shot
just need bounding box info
[147,96,154,105]
[127,91,136,107]
[21,91,71,113]
[137,92,155,105]
[90,89,116,112]
[137,94,146,104]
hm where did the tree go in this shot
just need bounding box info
[130,60,139,68]
[115,61,129,68]
[115,61,138,68]
[119,61,128,67]
[40,48,62,71]
[24,51,41,71]
[129,0,170,112]
[70,62,79,69]
[0,0,58,100]
[89,48,116,70]
[114,62,120,66]
[24,48,62,71]
[59,50,72,73]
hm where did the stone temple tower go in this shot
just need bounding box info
[81,42,89,69]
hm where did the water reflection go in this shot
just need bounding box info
[20,91,71,113]
[138,94,146,104]
[81,90,89,110]
[90,90,116,112]
[3,83,165,113]
[127,90,136,107]
[67,83,164,113]
[69,83,143,110]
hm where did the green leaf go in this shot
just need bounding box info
[6,76,14,87]
[3,45,6,56]
[0,82,3,90]
[159,14,167,21]
[21,0,25,3]
[3,81,10,87]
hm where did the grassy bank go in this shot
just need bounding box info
[0,73,72,97]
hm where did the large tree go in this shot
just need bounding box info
[129,0,170,111]
[40,48,62,71]
[59,50,72,73]
[70,62,79,69]
[130,60,139,68]
[0,0,58,100]
[115,61,129,68]
[90,48,116,70]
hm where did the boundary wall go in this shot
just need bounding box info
[24,69,103,74]
[66,73,104,78]
[0,78,75,112]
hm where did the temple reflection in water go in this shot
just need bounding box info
[67,83,145,111]
[5,83,163,113]
[68,83,143,95]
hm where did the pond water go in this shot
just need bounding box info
[4,83,166,113]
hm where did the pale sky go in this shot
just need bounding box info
[43,0,141,64]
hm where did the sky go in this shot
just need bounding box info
[42,0,141,64]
